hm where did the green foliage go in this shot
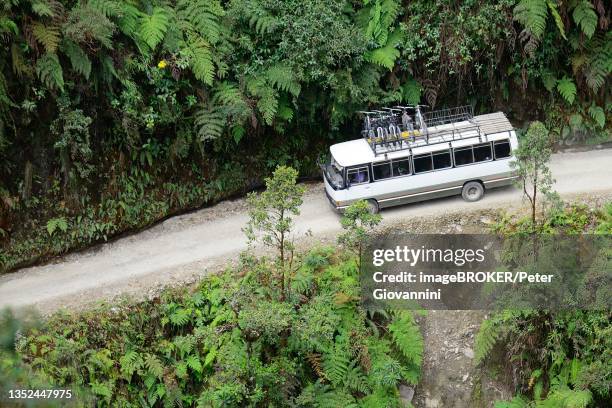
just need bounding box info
[35,53,64,91]
[338,200,382,269]
[474,316,502,364]
[513,0,549,40]
[46,216,67,236]
[512,121,556,228]
[1,0,610,276]
[139,6,170,50]
[244,166,305,267]
[484,203,612,408]
[572,1,597,39]
[2,244,424,406]
[556,77,577,105]
[60,39,92,79]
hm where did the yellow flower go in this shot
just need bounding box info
[157,60,167,69]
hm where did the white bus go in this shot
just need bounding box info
[322,106,518,213]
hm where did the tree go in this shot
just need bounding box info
[512,121,557,230]
[337,200,382,270]
[243,165,305,299]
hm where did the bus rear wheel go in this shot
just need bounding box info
[462,181,484,202]
[366,199,380,214]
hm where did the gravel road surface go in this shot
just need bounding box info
[1,149,610,312]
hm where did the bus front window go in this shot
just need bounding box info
[323,157,345,189]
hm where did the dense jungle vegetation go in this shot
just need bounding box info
[0,0,610,271]
[476,202,612,408]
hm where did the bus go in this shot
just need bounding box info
[322,106,518,213]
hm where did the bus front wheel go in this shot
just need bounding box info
[462,181,484,202]
[366,199,380,214]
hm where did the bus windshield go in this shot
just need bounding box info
[323,157,345,189]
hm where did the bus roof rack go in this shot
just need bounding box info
[359,105,512,156]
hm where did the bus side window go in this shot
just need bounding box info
[454,147,473,166]
[347,167,369,185]
[373,162,392,180]
[494,140,511,159]
[433,150,452,169]
[413,153,433,173]
[392,159,410,177]
[474,143,492,162]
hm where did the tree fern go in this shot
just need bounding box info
[388,311,423,368]
[572,1,597,39]
[60,40,91,79]
[36,53,64,91]
[556,76,577,104]
[31,21,61,52]
[513,0,548,40]
[139,6,170,50]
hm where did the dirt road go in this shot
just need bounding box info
[1,149,611,312]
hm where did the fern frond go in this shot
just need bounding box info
[119,350,142,380]
[60,40,91,79]
[556,76,577,104]
[256,87,278,125]
[169,307,190,326]
[117,4,142,37]
[139,6,170,50]
[572,1,597,39]
[213,82,244,107]
[31,0,60,18]
[186,36,214,85]
[494,395,529,408]
[588,105,605,128]
[186,354,203,374]
[537,388,592,408]
[546,1,566,40]
[474,317,502,364]
[363,0,401,46]
[177,0,224,44]
[365,28,403,70]
[513,0,548,40]
[248,13,278,35]
[36,53,64,91]
[144,353,164,379]
[195,105,225,141]
[388,311,423,369]
[11,43,32,78]
[266,64,301,96]
[401,78,421,105]
[322,345,351,386]
[88,0,122,18]
[31,21,61,52]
